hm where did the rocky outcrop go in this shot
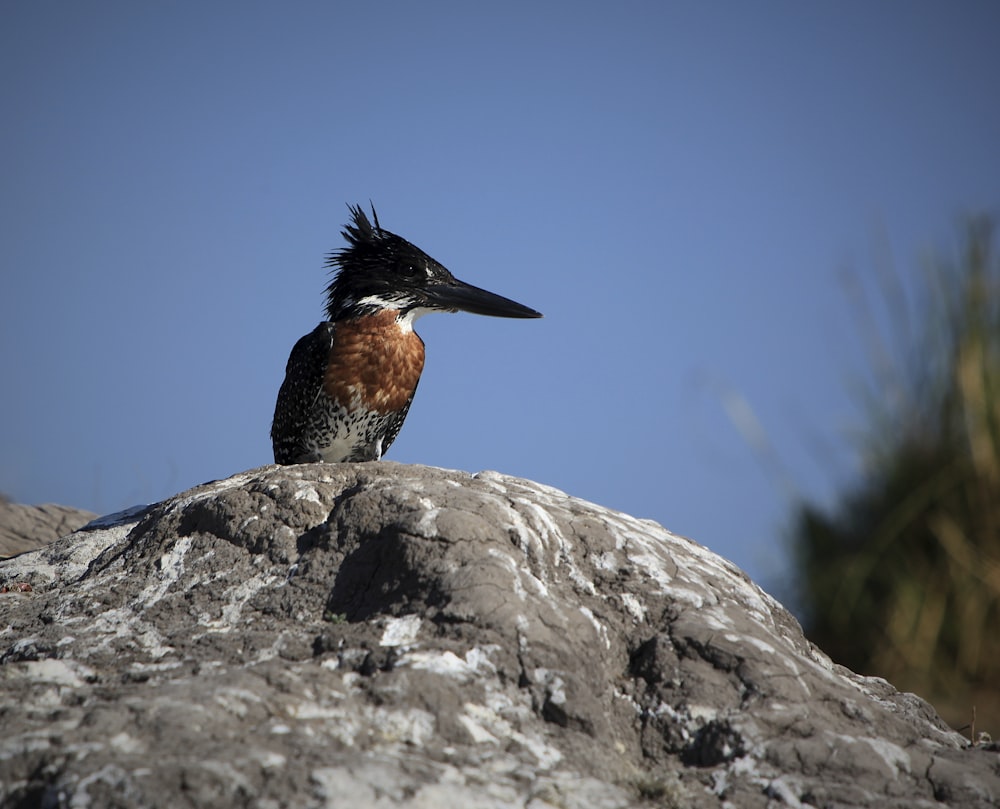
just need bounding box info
[0,497,96,559]
[0,463,996,808]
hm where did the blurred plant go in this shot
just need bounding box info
[790,216,1000,734]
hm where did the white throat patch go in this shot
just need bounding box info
[396,307,433,333]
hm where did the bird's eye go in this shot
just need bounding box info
[400,264,419,278]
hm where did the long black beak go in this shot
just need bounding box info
[424,278,543,318]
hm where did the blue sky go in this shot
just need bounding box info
[2,1,998,603]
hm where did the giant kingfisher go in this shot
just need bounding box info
[271,204,542,465]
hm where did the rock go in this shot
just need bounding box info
[0,496,97,559]
[0,463,996,808]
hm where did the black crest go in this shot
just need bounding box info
[323,203,445,319]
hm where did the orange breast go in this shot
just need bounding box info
[323,311,426,414]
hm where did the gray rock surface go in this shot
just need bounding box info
[0,463,996,808]
[0,496,97,558]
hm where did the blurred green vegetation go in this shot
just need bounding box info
[790,216,1000,739]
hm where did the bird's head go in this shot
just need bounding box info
[324,204,542,324]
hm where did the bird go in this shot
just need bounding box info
[271,203,543,465]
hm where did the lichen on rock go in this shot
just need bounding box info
[0,463,996,808]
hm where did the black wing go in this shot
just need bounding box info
[271,322,335,464]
